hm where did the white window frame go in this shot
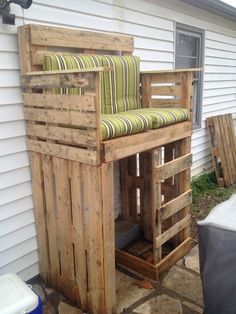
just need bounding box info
[175,23,204,129]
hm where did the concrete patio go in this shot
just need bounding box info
[34,244,203,314]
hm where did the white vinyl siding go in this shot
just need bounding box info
[0,0,235,280]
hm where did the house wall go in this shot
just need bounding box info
[0,0,235,280]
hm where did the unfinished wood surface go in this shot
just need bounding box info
[29,152,50,282]
[103,121,192,162]
[140,151,153,240]
[155,153,192,181]
[157,237,191,275]
[150,99,182,108]
[101,163,116,313]
[207,114,236,186]
[24,93,96,111]
[27,139,99,165]
[155,215,191,249]
[181,71,193,112]
[151,85,182,97]
[41,155,60,289]
[24,108,97,127]
[152,149,162,264]
[82,164,105,313]
[116,249,158,280]
[28,24,134,52]
[69,161,88,308]
[26,124,97,148]
[160,190,192,222]
[21,71,99,90]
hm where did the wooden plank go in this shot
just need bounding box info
[152,149,162,263]
[26,124,97,148]
[27,139,99,165]
[140,74,151,108]
[140,152,153,240]
[82,164,105,313]
[175,138,192,244]
[141,68,202,74]
[151,85,182,97]
[24,108,97,128]
[21,71,97,89]
[69,161,88,308]
[101,163,116,313]
[116,249,158,280]
[151,98,182,108]
[29,24,134,52]
[120,158,130,219]
[160,190,192,222]
[29,152,50,282]
[155,153,192,181]
[53,157,75,301]
[18,25,32,75]
[181,72,193,111]
[41,155,60,289]
[24,93,96,111]
[157,237,191,274]
[102,121,192,162]
[155,215,191,249]
[25,67,112,76]
[149,72,182,83]
[128,155,138,219]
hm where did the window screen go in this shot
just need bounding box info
[175,23,204,128]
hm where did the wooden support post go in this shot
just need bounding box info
[140,151,153,240]
[152,148,162,264]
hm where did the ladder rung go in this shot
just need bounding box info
[155,214,191,249]
[155,153,192,181]
[159,190,192,222]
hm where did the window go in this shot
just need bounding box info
[175,23,204,128]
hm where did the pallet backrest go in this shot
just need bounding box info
[18,24,134,74]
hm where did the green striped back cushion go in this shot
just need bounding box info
[43,55,107,113]
[43,54,141,114]
[102,55,141,113]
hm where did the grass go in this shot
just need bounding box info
[191,172,236,214]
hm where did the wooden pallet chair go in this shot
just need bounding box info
[18,24,199,314]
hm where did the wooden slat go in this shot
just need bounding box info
[103,121,192,162]
[181,71,193,111]
[29,24,134,52]
[24,93,96,111]
[151,98,182,108]
[29,152,50,282]
[207,114,236,186]
[82,164,105,313]
[24,108,96,128]
[149,72,182,83]
[27,139,99,165]
[140,73,151,108]
[18,25,32,75]
[21,71,97,89]
[41,155,60,289]
[101,163,116,313]
[160,190,192,222]
[141,68,202,74]
[53,158,75,300]
[120,158,129,219]
[116,249,158,280]
[155,215,191,249]
[157,237,191,274]
[26,124,97,148]
[151,85,182,97]
[69,161,88,308]
[155,153,192,181]
[140,152,153,240]
[152,149,162,263]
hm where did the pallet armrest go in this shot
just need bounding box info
[21,67,112,89]
[140,68,203,75]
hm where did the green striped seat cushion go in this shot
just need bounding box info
[101,55,141,113]
[43,54,141,114]
[123,108,189,129]
[101,112,152,141]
